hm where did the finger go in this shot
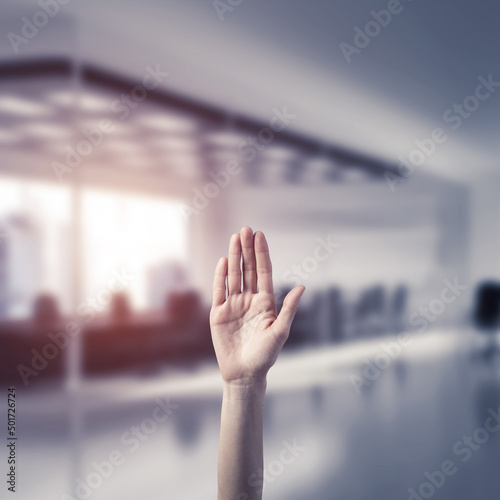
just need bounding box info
[255,231,273,294]
[228,233,242,294]
[241,226,257,293]
[273,286,305,340]
[212,257,228,307]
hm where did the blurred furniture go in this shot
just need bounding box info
[0,290,214,385]
[473,281,500,360]
[474,281,500,329]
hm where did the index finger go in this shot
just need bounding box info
[255,231,273,294]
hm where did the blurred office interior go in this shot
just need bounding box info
[0,1,500,499]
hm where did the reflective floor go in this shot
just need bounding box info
[6,329,500,500]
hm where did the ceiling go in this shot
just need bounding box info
[0,60,396,194]
[1,0,499,183]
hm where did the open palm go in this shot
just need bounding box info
[210,227,305,384]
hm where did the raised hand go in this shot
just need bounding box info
[210,227,305,384]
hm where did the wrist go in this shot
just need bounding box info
[223,377,267,400]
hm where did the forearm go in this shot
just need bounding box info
[218,377,267,500]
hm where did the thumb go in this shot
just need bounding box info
[273,285,305,340]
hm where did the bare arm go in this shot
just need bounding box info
[210,227,305,500]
